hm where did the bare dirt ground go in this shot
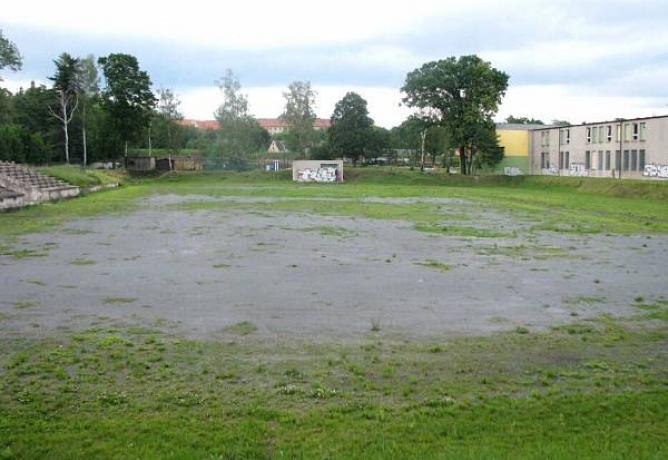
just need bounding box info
[1,194,667,343]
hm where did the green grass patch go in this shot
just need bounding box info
[2,168,668,239]
[36,165,124,187]
[223,320,258,335]
[69,258,96,266]
[0,248,48,259]
[415,223,513,238]
[415,259,452,271]
[102,297,138,304]
[300,224,357,237]
[12,299,38,309]
[0,315,666,458]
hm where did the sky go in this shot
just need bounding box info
[2,0,668,128]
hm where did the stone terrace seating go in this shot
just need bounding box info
[0,185,23,200]
[0,161,73,190]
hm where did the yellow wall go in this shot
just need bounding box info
[497,130,530,157]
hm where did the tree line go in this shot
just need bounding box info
[1,29,521,174]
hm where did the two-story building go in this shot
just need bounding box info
[529,115,668,179]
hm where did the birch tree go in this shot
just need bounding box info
[282,81,317,158]
[49,53,79,164]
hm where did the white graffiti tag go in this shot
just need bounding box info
[643,164,668,179]
[296,167,338,183]
[569,163,589,177]
[542,165,558,176]
[504,167,523,176]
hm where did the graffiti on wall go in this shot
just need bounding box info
[569,163,589,177]
[503,167,523,176]
[296,167,338,183]
[643,164,668,179]
[542,166,558,176]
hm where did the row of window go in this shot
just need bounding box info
[552,122,648,146]
[541,149,647,172]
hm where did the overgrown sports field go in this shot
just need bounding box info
[1,169,667,459]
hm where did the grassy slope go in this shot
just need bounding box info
[35,165,125,188]
[1,169,668,458]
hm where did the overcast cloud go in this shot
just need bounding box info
[3,0,668,127]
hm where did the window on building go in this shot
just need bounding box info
[631,150,638,171]
[593,127,599,144]
[615,150,621,170]
[632,123,639,141]
[623,150,630,171]
[640,122,647,141]
[585,151,591,169]
[639,149,646,170]
[606,125,612,142]
[586,127,591,144]
[565,151,570,169]
[541,131,551,147]
[598,151,603,171]
[559,151,564,169]
[541,152,550,169]
[616,124,621,142]
[605,151,611,171]
[625,124,632,142]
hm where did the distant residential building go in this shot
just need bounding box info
[267,139,288,153]
[528,115,668,179]
[179,118,331,135]
[179,119,219,130]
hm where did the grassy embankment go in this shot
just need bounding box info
[1,168,667,458]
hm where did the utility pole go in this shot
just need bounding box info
[618,120,623,180]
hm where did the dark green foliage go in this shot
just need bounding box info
[0,29,22,77]
[98,53,157,156]
[402,55,509,175]
[328,92,374,166]
[505,115,544,125]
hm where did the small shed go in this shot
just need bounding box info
[292,160,343,183]
[125,156,156,172]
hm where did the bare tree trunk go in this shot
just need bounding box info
[420,129,427,173]
[460,144,467,175]
[82,107,87,167]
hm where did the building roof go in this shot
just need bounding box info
[179,119,219,129]
[496,123,550,131]
[527,114,668,131]
[180,118,331,130]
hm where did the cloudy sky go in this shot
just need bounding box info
[3,0,668,128]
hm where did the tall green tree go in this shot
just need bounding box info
[328,92,374,166]
[424,125,452,168]
[0,30,22,82]
[401,55,509,175]
[282,80,317,158]
[212,70,268,170]
[98,53,156,157]
[13,83,59,162]
[471,120,504,173]
[49,53,79,164]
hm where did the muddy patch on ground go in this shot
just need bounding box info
[1,194,667,342]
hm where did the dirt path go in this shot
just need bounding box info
[1,194,666,342]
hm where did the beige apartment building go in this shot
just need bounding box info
[529,115,668,179]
